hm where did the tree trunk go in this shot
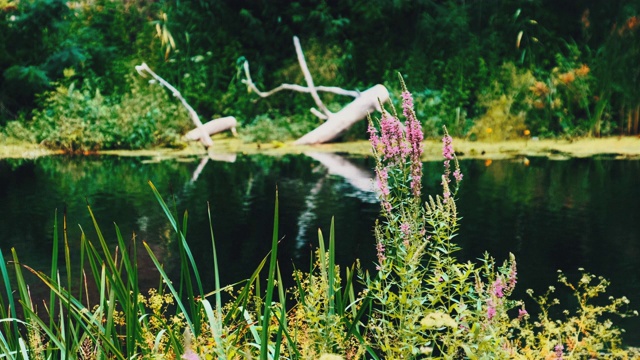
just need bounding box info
[294,84,389,145]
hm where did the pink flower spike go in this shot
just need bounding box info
[182,349,200,360]
[518,308,528,320]
[554,344,564,360]
[442,135,454,160]
[487,306,496,320]
[453,169,463,182]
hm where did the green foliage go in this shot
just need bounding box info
[469,63,534,140]
[18,75,189,152]
[241,112,317,143]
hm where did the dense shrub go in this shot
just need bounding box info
[8,75,190,152]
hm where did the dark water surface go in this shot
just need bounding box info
[1,154,639,345]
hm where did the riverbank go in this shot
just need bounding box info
[1,136,639,160]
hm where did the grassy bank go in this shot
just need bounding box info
[2,136,639,160]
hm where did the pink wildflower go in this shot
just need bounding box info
[507,259,518,291]
[376,167,390,197]
[407,124,423,196]
[518,308,528,320]
[554,344,564,359]
[376,241,386,267]
[400,222,410,236]
[442,135,454,160]
[401,91,414,119]
[368,122,381,151]
[182,350,200,360]
[453,169,463,182]
[379,113,405,163]
[487,305,496,320]
[492,277,505,298]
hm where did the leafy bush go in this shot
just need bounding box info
[241,112,318,143]
[22,74,189,152]
[469,63,534,141]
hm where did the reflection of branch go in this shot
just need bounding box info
[190,157,209,183]
[296,152,380,249]
[190,153,237,183]
[136,62,213,148]
[305,152,375,194]
[295,176,325,250]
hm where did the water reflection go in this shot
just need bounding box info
[0,155,639,345]
[295,152,377,250]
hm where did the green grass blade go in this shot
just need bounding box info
[49,210,59,327]
[328,217,336,316]
[10,249,32,324]
[206,202,222,318]
[148,181,204,297]
[260,190,279,360]
[113,224,140,355]
[0,249,19,347]
[85,204,127,303]
[201,300,225,359]
[273,263,286,360]
[18,338,28,360]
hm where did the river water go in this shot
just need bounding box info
[1,153,639,345]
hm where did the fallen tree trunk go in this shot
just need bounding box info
[243,36,388,145]
[185,116,238,140]
[294,84,389,145]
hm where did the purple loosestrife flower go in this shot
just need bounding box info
[507,257,518,291]
[453,169,463,182]
[442,134,454,187]
[182,350,200,360]
[376,241,386,270]
[368,122,381,152]
[376,167,390,197]
[442,135,454,160]
[492,277,505,298]
[487,300,497,320]
[518,308,528,320]
[554,344,564,360]
[401,91,414,119]
[400,222,411,236]
[379,112,405,164]
[402,90,424,197]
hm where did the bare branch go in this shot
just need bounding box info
[135,62,213,148]
[242,61,359,98]
[293,36,331,118]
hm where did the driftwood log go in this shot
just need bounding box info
[242,36,389,145]
[294,85,388,145]
[184,116,238,141]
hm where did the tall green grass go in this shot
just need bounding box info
[0,180,366,359]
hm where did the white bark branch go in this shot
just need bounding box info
[242,61,360,98]
[136,62,213,148]
[185,116,238,140]
[293,36,332,118]
[241,36,388,145]
[294,84,389,145]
